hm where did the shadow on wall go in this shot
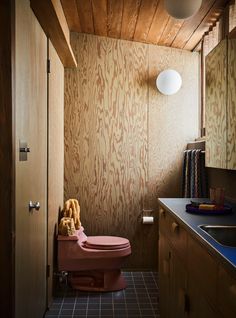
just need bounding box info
[208,168,236,201]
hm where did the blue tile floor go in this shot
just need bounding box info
[45,272,159,318]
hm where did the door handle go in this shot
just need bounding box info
[29,201,40,211]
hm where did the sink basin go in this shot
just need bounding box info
[199,225,236,247]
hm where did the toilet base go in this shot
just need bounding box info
[68,269,127,292]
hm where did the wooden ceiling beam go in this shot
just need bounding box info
[61,0,81,32]
[30,0,77,68]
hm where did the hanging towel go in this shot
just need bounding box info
[182,149,207,198]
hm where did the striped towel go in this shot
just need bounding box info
[182,149,207,198]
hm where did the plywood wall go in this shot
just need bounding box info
[64,33,199,269]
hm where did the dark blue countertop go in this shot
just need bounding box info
[158,198,236,270]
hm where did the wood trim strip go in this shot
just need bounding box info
[30,0,77,68]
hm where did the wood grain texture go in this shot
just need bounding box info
[184,0,226,51]
[76,0,94,34]
[172,0,216,49]
[158,17,184,46]
[107,0,123,38]
[133,0,158,43]
[15,0,47,316]
[61,0,229,50]
[205,39,227,169]
[148,44,199,208]
[30,0,77,67]
[64,34,199,269]
[47,40,64,304]
[120,0,141,40]
[146,0,169,44]
[61,0,81,32]
[227,38,236,170]
[0,0,14,316]
[91,0,107,36]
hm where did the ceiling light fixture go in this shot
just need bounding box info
[164,0,202,19]
[156,69,182,96]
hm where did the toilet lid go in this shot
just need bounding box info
[84,236,130,250]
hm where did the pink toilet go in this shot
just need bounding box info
[57,227,131,291]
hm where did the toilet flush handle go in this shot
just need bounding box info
[29,201,40,211]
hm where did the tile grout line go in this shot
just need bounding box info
[142,272,156,317]
[132,272,142,318]
[86,293,89,318]
[71,291,77,318]
[123,276,128,318]
[57,293,64,318]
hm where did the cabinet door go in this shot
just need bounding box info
[15,0,47,317]
[188,277,222,318]
[169,252,188,318]
[205,39,227,169]
[159,233,171,318]
[159,233,188,318]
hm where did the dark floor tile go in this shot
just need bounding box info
[73,309,87,315]
[60,309,73,315]
[61,304,74,309]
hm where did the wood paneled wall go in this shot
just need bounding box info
[64,33,199,269]
[0,0,14,316]
[47,40,64,304]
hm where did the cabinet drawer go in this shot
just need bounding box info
[187,234,217,304]
[218,266,236,318]
[159,206,187,262]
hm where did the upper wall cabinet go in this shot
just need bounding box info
[205,37,236,170]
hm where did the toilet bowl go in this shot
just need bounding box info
[57,227,131,291]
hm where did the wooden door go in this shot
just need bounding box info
[47,40,64,305]
[15,0,47,317]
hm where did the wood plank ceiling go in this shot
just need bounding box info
[61,0,229,51]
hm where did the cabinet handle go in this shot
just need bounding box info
[171,222,179,233]
[229,284,236,297]
[160,208,165,217]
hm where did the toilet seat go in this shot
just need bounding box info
[83,236,130,250]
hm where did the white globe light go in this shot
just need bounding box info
[156,69,182,96]
[165,0,202,19]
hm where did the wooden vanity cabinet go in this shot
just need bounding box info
[158,205,236,318]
